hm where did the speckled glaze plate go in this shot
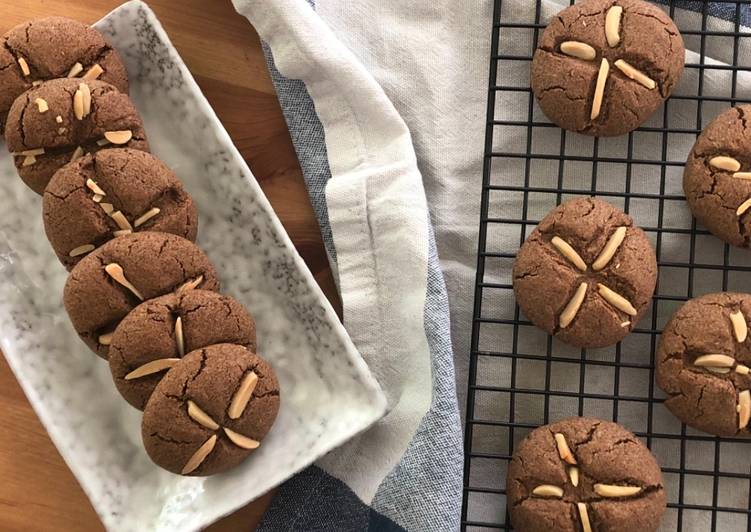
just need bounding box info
[0,2,387,530]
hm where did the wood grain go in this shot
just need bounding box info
[0,1,340,530]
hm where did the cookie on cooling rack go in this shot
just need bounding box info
[0,16,128,132]
[513,197,657,348]
[531,0,684,136]
[507,417,666,532]
[657,292,751,437]
[63,232,220,359]
[142,343,280,476]
[109,290,256,410]
[684,105,751,247]
[43,148,198,270]
[4,78,148,194]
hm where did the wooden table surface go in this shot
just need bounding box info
[0,1,339,530]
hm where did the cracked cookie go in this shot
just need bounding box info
[684,105,751,247]
[513,197,657,348]
[141,343,280,476]
[0,16,128,132]
[507,417,665,532]
[4,77,148,194]
[531,0,684,137]
[109,290,256,410]
[656,292,751,437]
[63,232,220,359]
[43,148,198,270]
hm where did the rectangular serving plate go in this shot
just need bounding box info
[0,2,386,530]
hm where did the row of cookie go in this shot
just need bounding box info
[2,17,280,476]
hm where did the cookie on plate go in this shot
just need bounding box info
[513,197,657,348]
[63,232,220,359]
[142,343,280,476]
[0,16,128,132]
[531,0,684,136]
[507,417,665,532]
[109,290,256,410]
[4,78,148,194]
[684,105,751,247]
[657,292,751,437]
[43,148,198,270]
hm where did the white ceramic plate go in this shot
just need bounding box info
[0,2,387,530]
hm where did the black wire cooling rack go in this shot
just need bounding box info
[462,1,751,530]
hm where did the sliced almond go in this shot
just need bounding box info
[68,243,95,257]
[55,115,63,124]
[620,320,631,328]
[58,127,67,134]
[531,484,564,498]
[737,365,750,375]
[223,427,260,450]
[568,466,579,487]
[35,98,49,113]
[113,229,132,237]
[590,58,610,120]
[110,211,133,232]
[100,202,114,215]
[175,316,185,357]
[550,236,586,271]
[124,358,180,380]
[228,372,259,419]
[92,194,103,203]
[187,400,219,430]
[592,226,627,271]
[730,310,748,343]
[17,57,30,76]
[22,155,36,166]
[737,198,751,217]
[594,483,642,498]
[693,354,736,368]
[104,130,133,145]
[605,6,623,47]
[79,82,91,117]
[710,156,742,172]
[560,41,596,61]
[614,59,655,90]
[739,390,751,429]
[98,332,113,345]
[82,63,104,80]
[31,80,42,86]
[176,275,204,293]
[104,263,144,300]
[134,207,161,228]
[597,283,637,316]
[86,178,106,196]
[734,172,751,180]
[554,433,577,465]
[181,434,217,475]
[560,282,588,329]
[577,503,592,532]
[70,146,84,162]
[13,148,45,157]
[67,62,83,77]
[707,367,731,374]
[73,88,84,120]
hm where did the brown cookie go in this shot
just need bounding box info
[684,106,751,247]
[656,292,751,437]
[507,417,666,532]
[43,148,198,270]
[4,78,148,194]
[0,16,128,132]
[513,197,657,348]
[141,344,280,476]
[109,290,256,410]
[531,0,684,137]
[63,232,220,359]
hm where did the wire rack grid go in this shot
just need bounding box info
[462,1,751,530]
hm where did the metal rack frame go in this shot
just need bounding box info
[462,1,751,530]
